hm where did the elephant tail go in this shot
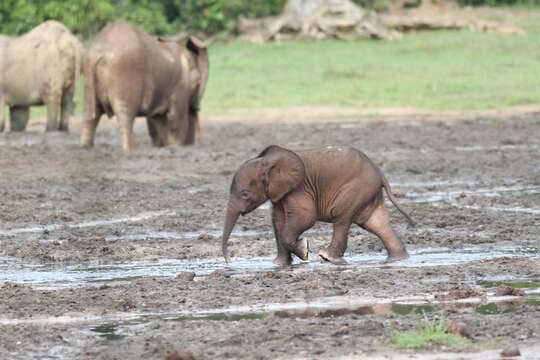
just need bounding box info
[83,55,103,121]
[381,173,416,227]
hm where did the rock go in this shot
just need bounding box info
[435,287,484,301]
[165,349,197,360]
[447,320,473,339]
[208,270,230,279]
[500,346,521,358]
[496,285,525,297]
[176,271,196,282]
[197,232,214,241]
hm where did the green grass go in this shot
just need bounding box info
[391,317,470,349]
[205,8,540,112]
[29,8,540,118]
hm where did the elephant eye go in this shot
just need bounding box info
[239,190,250,200]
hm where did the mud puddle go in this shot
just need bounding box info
[404,185,540,204]
[3,290,537,337]
[1,246,538,289]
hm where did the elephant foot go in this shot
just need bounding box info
[81,141,94,148]
[292,238,309,261]
[45,124,59,132]
[273,255,292,267]
[318,248,348,265]
[385,251,409,263]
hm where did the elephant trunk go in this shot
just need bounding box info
[222,201,240,263]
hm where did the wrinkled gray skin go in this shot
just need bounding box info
[0,21,82,133]
[81,22,209,152]
[222,145,415,266]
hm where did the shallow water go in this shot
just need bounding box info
[0,246,538,289]
[2,290,537,328]
[404,185,540,204]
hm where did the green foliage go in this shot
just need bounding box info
[457,0,540,5]
[0,0,40,35]
[119,0,172,35]
[204,10,540,112]
[391,316,469,349]
[173,0,287,34]
[0,0,287,37]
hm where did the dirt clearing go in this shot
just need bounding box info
[0,111,539,359]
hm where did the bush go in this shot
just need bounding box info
[173,0,287,34]
[2,0,536,38]
[0,0,287,37]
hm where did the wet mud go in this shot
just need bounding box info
[0,113,539,359]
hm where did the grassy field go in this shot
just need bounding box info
[206,9,540,112]
[30,8,540,118]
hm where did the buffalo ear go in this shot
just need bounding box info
[258,145,305,203]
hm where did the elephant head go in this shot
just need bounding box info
[222,145,305,262]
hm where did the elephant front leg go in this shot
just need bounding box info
[279,207,316,261]
[80,113,101,147]
[45,98,61,132]
[167,97,190,146]
[0,96,5,132]
[318,220,351,265]
[272,205,292,266]
[147,115,167,147]
[9,106,30,132]
[184,108,199,145]
[118,114,136,152]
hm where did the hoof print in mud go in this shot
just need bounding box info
[176,271,196,282]
[495,286,525,297]
[165,349,197,360]
[500,346,521,358]
[208,270,231,279]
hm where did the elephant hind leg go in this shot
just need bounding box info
[147,115,167,147]
[357,203,408,261]
[9,106,30,132]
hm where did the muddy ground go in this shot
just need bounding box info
[0,111,539,359]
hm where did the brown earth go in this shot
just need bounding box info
[0,110,539,359]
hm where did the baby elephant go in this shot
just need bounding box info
[222,145,415,266]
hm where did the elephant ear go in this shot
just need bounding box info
[186,36,209,108]
[258,145,305,203]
